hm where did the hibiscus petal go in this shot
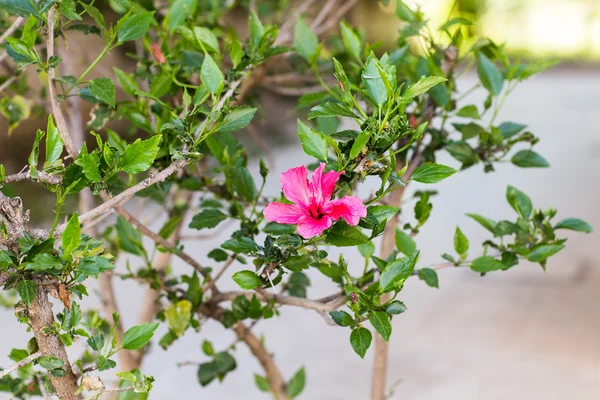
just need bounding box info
[296,215,332,238]
[310,163,342,205]
[263,202,305,224]
[281,166,311,209]
[328,196,367,226]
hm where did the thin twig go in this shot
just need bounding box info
[314,0,358,36]
[0,17,25,47]
[0,75,17,93]
[277,0,319,44]
[3,170,61,185]
[203,256,236,293]
[310,0,338,29]
[0,351,42,379]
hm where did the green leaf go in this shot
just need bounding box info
[369,311,392,342]
[308,102,359,120]
[329,311,354,327]
[453,226,469,256]
[294,18,319,63]
[527,244,565,263]
[362,53,387,107]
[28,129,44,170]
[97,356,117,371]
[248,10,265,53]
[386,300,407,314]
[287,367,306,398]
[554,218,593,233]
[254,373,270,392]
[411,162,456,184]
[350,327,372,359]
[297,120,327,161]
[380,251,420,292]
[440,17,472,31]
[471,256,505,273]
[519,60,559,80]
[511,150,550,168]
[216,107,256,133]
[221,237,259,254]
[403,75,447,99]
[395,229,416,255]
[165,300,192,337]
[119,135,162,174]
[39,356,64,370]
[117,11,154,43]
[201,54,223,95]
[326,222,368,246]
[349,131,370,159]
[59,0,81,20]
[477,53,504,95]
[88,78,116,108]
[121,322,160,350]
[113,67,139,97]
[498,122,526,138]
[418,268,439,288]
[61,213,81,257]
[189,209,227,230]
[0,0,37,17]
[194,27,219,53]
[340,21,361,61]
[232,270,262,290]
[81,3,105,30]
[367,205,399,223]
[16,280,36,306]
[466,213,497,233]
[45,115,63,164]
[396,0,416,21]
[228,166,257,201]
[26,253,63,273]
[167,0,197,30]
[506,186,532,219]
[446,142,478,165]
[456,105,480,119]
[116,216,145,256]
[76,256,114,278]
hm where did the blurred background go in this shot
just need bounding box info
[1,0,599,399]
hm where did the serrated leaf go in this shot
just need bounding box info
[362,53,387,107]
[16,280,36,306]
[350,327,372,359]
[216,107,256,133]
[308,102,359,120]
[369,311,392,342]
[411,162,456,184]
[119,135,162,174]
[189,209,227,230]
[221,237,258,254]
[121,322,159,350]
[297,119,327,161]
[88,78,116,108]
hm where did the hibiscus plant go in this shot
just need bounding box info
[0,0,592,399]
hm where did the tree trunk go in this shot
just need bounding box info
[29,286,81,399]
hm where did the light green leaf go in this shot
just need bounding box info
[297,120,327,161]
[440,17,472,31]
[506,185,532,219]
[113,67,139,97]
[471,256,504,273]
[380,251,420,292]
[88,78,116,108]
[119,135,162,174]
[117,11,154,43]
[369,311,392,342]
[395,229,416,255]
[232,270,262,290]
[466,213,497,233]
[404,76,447,99]
[362,53,387,107]
[411,162,456,184]
[456,105,480,119]
[62,213,81,257]
[200,54,223,95]
[349,131,370,159]
[340,21,361,61]
[294,18,319,63]
[308,102,359,120]
[477,53,503,95]
[248,10,265,52]
[287,367,306,398]
[45,114,63,164]
[527,244,565,263]
[554,218,593,233]
[254,374,270,392]
[453,226,469,256]
[165,300,192,337]
[121,322,160,350]
[519,60,559,81]
[216,107,256,133]
[194,27,219,53]
[167,0,197,30]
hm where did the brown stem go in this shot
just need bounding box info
[0,351,42,379]
[28,286,81,399]
[371,151,423,400]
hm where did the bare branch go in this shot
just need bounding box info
[0,351,42,379]
[214,289,345,313]
[0,75,17,93]
[0,17,25,47]
[3,169,62,185]
[314,0,358,36]
[310,0,338,29]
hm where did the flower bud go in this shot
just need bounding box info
[82,376,104,391]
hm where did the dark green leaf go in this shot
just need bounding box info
[232,270,262,290]
[417,268,439,288]
[308,102,360,120]
[527,244,565,263]
[221,237,259,254]
[121,322,159,350]
[477,53,503,95]
[329,311,354,327]
[0,0,37,17]
[511,150,550,168]
[88,78,116,108]
[350,327,372,359]
[554,218,593,233]
[216,107,256,133]
[369,311,392,342]
[39,356,64,370]
[386,300,407,314]
[498,122,526,138]
[228,166,257,201]
[350,130,370,159]
[26,253,63,273]
[16,280,36,305]
[76,256,114,278]
[362,53,387,107]
[326,222,368,246]
[189,209,227,230]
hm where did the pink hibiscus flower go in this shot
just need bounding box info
[264,163,367,238]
